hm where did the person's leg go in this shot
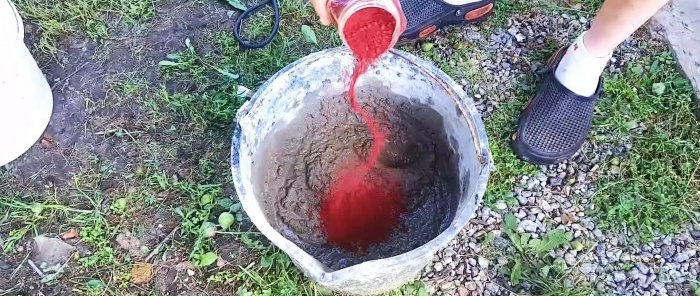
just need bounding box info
[585,0,670,56]
[555,0,670,97]
[512,0,669,165]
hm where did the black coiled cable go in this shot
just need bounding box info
[232,0,281,49]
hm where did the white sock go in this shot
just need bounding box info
[554,31,612,97]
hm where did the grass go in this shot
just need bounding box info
[482,96,540,205]
[2,0,699,295]
[0,196,93,253]
[15,0,156,53]
[491,0,534,27]
[0,190,123,287]
[591,51,700,240]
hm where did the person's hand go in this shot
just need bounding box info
[310,0,333,26]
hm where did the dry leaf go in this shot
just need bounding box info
[561,213,577,224]
[61,228,79,240]
[40,134,55,148]
[216,257,227,268]
[130,262,153,284]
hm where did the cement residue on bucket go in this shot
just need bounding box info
[252,85,461,270]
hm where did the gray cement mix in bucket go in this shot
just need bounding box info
[252,85,461,270]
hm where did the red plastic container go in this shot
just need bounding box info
[328,0,408,51]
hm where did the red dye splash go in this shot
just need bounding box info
[320,167,406,252]
[319,7,407,253]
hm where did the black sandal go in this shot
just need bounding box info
[397,0,495,43]
[511,46,604,165]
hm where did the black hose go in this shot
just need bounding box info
[232,0,281,49]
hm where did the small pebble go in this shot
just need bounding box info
[520,220,538,232]
[549,177,563,187]
[495,200,507,210]
[613,271,626,283]
[478,257,489,269]
[660,245,676,259]
[440,281,455,291]
[565,253,577,266]
[434,262,444,272]
[690,231,700,240]
[579,263,597,274]
[629,268,644,280]
[672,251,691,263]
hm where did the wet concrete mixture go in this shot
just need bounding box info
[253,88,461,270]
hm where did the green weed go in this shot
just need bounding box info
[388,281,430,296]
[501,214,593,295]
[564,0,605,12]
[690,280,700,296]
[148,171,224,265]
[158,38,210,82]
[156,86,246,128]
[78,216,117,268]
[234,249,318,296]
[208,270,237,285]
[0,192,120,270]
[156,38,249,128]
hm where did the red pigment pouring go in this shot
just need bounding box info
[319,7,407,253]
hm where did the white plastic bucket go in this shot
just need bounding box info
[0,0,54,167]
[231,48,492,295]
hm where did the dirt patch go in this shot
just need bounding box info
[214,236,257,267]
[7,0,235,188]
[1,1,243,294]
[0,237,75,295]
[151,253,207,295]
[116,230,148,257]
[253,90,461,270]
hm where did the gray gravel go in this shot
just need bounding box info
[418,7,699,296]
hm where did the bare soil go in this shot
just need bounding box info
[9,0,234,187]
[0,1,252,295]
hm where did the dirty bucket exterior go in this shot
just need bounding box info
[231,48,491,295]
[0,0,54,167]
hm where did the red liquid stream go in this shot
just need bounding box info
[319,8,407,253]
